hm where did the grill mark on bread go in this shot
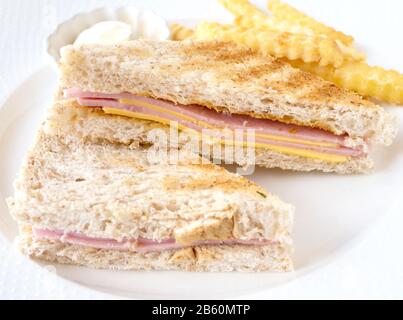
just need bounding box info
[159,41,268,78]
[129,47,153,58]
[305,82,370,106]
[181,41,258,63]
[231,61,285,83]
[162,174,264,195]
[59,40,397,144]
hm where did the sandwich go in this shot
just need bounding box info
[7,128,293,272]
[54,40,398,174]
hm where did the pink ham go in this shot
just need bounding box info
[33,229,273,253]
[67,88,345,144]
[33,229,135,251]
[65,88,366,157]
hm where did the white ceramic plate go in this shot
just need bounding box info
[0,65,402,299]
[2,0,403,297]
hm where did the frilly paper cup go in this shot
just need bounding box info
[46,6,171,63]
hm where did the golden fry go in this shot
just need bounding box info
[335,40,365,62]
[170,24,194,41]
[221,0,312,36]
[267,0,354,45]
[194,22,347,67]
[282,58,336,81]
[285,59,403,105]
[234,13,365,63]
[235,14,317,37]
[218,0,267,20]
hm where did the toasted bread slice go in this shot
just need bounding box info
[7,129,293,271]
[59,40,397,145]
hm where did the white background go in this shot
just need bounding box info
[0,0,402,299]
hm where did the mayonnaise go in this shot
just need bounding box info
[74,21,132,45]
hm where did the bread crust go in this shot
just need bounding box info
[59,40,398,145]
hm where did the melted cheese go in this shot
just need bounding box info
[119,98,339,148]
[119,98,216,129]
[103,107,348,163]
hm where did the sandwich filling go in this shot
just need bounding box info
[33,229,273,253]
[65,88,367,163]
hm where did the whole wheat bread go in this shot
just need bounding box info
[59,40,398,145]
[7,129,293,253]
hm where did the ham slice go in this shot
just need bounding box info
[33,229,136,250]
[33,229,272,253]
[65,88,366,157]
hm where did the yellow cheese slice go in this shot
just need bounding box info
[103,107,348,163]
[119,98,339,148]
[119,98,216,129]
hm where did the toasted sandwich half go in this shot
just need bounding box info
[55,40,398,174]
[7,128,293,272]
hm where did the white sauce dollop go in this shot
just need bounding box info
[74,21,133,45]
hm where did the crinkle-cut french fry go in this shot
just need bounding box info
[170,24,195,41]
[335,40,366,62]
[284,59,403,105]
[234,16,365,63]
[194,22,346,67]
[219,0,267,20]
[235,14,315,35]
[334,63,403,104]
[220,0,363,62]
[221,0,313,35]
[267,0,354,45]
[282,58,337,81]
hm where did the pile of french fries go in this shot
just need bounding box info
[170,0,403,105]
